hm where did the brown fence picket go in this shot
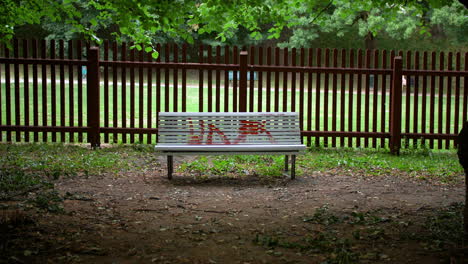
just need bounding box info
[249,46,255,112]
[364,49,371,148]
[215,45,221,112]
[429,52,436,148]
[347,49,354,147]
[282,47,288,112]
[5,43,11,141]
[258,46,264,112]
[41,40,47,142]
[147,47,153,143]
[32,39,39,142]
[50,39,57,142]
[121,42,127,143]
[233,46,238,112]
[372,50,379,148]
[331,49,338,147]
[405,51,411,148]
[239,51,248,112]
[340,49,346,147]
[87,47,100,148]
[164,44,170,113]
[14,39,21,142]
[356,49,363,148]
[323,48,330,146]
[138,48,144,143]
[454,52,460,143]
[207,45,212,112]
[291,48,297,113]
[390,56,403,154]
[299,48,305,143]
[446,52,452,148]
[130,43,135,143]
[307,48,313,146]
[274,47,280,112]
[315,48,322,146]
[23,39,30,142]
[182,44,187,113]
[438,52,444,149]
[413,51,420,146]
[266,47,272,112]
[198,45,204,112]
[77,40,83,142]
[69,40,75,143]
[59,40,65,142]
[223,46,229,112]
[103,40,109,143]
[381,50,388,148]
[155,44,161,128]
[421,52,428,141]
[112,41,118,143]
[173,44,179,113]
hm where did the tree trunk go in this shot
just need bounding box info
[465,169,468,241]
[364,32,376,50]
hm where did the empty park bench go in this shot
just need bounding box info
[154,112,306,180]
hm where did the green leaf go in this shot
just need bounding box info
[144,46,152,53]
[90,18,98,26]
[151,51,159,59]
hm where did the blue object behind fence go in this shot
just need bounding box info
[82,66,87,79]
[228,71,258,81]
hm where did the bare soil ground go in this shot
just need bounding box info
[1,155,466,264]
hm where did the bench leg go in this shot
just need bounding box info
[167,155,173,180]
[284,155,289,172]
[291,155,296,180]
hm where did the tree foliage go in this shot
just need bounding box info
[2,0,466,52]
[280,0,467,49]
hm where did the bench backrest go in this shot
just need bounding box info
[157,112,302,145]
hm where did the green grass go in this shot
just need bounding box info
[177,146,463,183]
[177,155,287,179]
[0,143,160,213]
[300,147,463,182]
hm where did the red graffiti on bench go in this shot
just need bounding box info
[188,119,275,145]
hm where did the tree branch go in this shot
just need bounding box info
[311,1,334,24]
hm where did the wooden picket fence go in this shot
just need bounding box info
[0,39,467,152]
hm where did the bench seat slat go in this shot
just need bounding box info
[155,144,306,152]
[158,127,300,131]
[159,141,302,145]
[159,112,298,117]
[159,138,301,144]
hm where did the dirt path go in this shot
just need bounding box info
[2,156,465,264]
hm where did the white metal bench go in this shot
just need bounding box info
[154,112,306,180]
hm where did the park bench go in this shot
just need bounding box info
[154,112,306,180]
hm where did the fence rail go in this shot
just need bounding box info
[0,39,467,152]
